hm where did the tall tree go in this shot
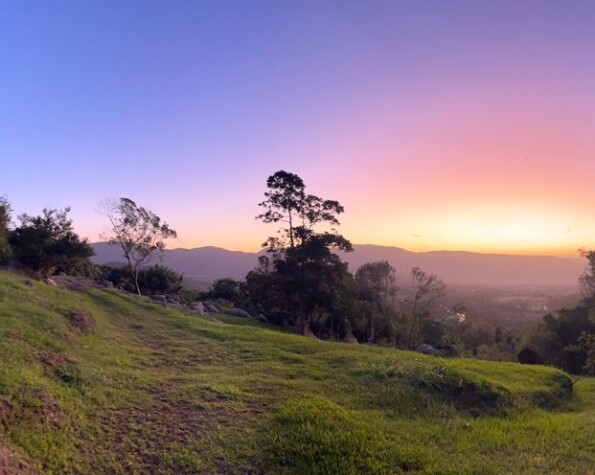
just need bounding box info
[257,170,345,252]
[103,198,177,295]
[0,196,11,263]
[255,171,352,334]
[9,208,94,279]
[355,261,397,343]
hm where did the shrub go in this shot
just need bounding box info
[9,208,94,279]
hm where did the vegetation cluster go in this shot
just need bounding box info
[2,170,595,376]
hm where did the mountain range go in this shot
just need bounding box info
[90,242,584,290]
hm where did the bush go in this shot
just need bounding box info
[98,264,183,295]
[9,208,94,279]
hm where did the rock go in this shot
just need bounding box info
[150,295,167,306]
[415,343,439,356]
[192,301,206,316]
[103,281,114,289]
[344,332,358,344]
[303,325,318,339]
[254,314,269,323]
[226,308,251,318]
[206,304,220,313]
[45,277,58,287]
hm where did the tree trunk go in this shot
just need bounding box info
[369,315,375,343]
[128,263,141,295]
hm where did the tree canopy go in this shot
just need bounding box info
[9,208,94,279]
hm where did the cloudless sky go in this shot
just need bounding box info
[2,1,595,255]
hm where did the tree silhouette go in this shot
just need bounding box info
[256,171,352,334]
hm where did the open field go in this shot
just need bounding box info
[0,270,594,474]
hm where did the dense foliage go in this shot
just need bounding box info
[9,208,94,279]
[98,264,183,295]
[251,170,354,335]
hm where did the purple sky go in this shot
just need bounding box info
[3,1,595,254]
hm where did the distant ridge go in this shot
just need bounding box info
[91,242,583,289]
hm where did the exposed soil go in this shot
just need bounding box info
[50,276,102,291]
[0,444,35,475]
[66,311,96,333]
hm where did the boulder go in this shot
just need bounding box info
[303,325,318,339]
[344,332,358,344]
[150,295,167,306]
[206,304,220,313]
[226,308,251,318]
[192,301,206,316]
[415,343,439,356]
[254,314,269,324]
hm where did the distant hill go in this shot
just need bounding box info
[91,242,584,289]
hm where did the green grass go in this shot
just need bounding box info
[0,269,594,474]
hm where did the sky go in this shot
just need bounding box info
[2,0,595,256]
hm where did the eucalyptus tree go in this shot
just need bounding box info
[103,198,177,295]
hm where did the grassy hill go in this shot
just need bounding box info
[0,270,594,474]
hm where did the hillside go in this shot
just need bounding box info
[91,242,583,289]
[0,270,594,474]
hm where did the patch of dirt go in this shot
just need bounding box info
[0,444,35,475]
[0,402,13,425]
[37,350,81,387]
[51,276,101,291]
[23,391,62,425]
[66,311,96,333]
[98,387,224,472]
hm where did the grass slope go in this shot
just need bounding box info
[0,270,594,474]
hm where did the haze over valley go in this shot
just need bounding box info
[91,241,584,289]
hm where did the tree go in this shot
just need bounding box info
[579,248,595,298]
[9,208,94,279]
[255,171,353,334]
[257,170,346,252]
[205,278,242,304]
[103,198,177,295]
[355,261,397,343]
[0,196,11,263]
[404,267,446,348]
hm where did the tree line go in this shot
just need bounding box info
[2,171,594,370]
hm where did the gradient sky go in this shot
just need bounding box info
[2,1,595,255]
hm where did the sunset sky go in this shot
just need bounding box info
[2,1,595,256]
